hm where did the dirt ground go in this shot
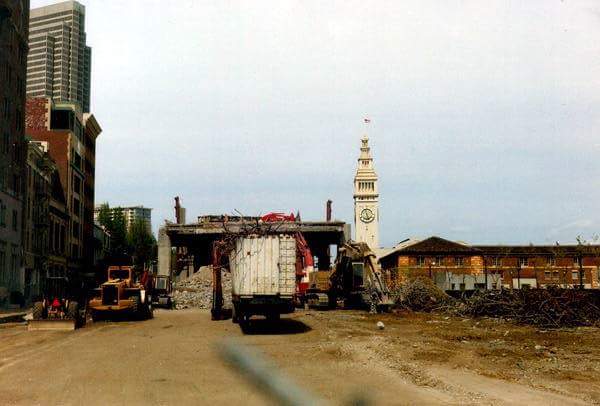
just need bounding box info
[0,309,598,405]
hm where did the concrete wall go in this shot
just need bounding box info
[157,227,171,276]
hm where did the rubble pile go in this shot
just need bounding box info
[393,277,454,312]
[173,267,232,310]
[392,278,600,328]
[457,287,600,328]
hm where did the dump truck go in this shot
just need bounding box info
[229,234,296,324]
[88,266,153,320]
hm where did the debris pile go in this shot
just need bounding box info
[173,266,232,310]
[457,287,600,328]
[392,277,600,328]
[392,277,454,312]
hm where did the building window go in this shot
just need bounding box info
[455,257,463,266]
[573,257,581,267]
[547,256,556,266]
[519,257,527,267]
[72,221,80,238]
[0,201,5,227]
[417,256,425,266]
[435,256,444,266]
[73,175,81,194]
[2,132,8,153]
[544,270,551,279]
[572,270,579,281]
[459,283,466,291]
[12,210,17,231]
[73,197,80,217]
[0,246,5,273]
[493,257,502,267]
[3,98,9,118]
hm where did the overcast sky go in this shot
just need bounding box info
[31,0,600,247]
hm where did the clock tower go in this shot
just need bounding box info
[354,135,379,249]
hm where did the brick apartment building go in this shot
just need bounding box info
[379,236,600,291]
[0,0,29,305]
[25,97,101,282]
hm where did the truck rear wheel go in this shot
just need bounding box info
[232,304,239,324]
[67,301,79,319]
[145,301,153,320]
[32,301,45,320]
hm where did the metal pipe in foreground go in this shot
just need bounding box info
[218,340,326,406]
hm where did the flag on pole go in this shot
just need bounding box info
[364,118,371,123]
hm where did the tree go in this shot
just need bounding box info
[110,207,129,262]
[127,218,156,271]
[96,202,113,231]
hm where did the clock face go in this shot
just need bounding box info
[360,208,375,223]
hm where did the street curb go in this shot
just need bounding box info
[0,321,26,329]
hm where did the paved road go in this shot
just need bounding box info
[0,309,448,405]
[0,310,275,405]
[0,309,592,405]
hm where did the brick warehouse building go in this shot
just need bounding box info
[25,97,101,283]
[379,236,600,291]
[0,0,29,304]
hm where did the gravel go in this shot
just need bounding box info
[173,266,232,310]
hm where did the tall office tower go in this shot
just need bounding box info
[0,0,30,300]
[27,1,91,112]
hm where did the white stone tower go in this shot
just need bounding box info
[354,135,379,249]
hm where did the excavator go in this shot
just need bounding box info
[328,241,393,312]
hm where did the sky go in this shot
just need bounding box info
[30,0,600,247]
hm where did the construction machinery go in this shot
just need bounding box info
[229,234,296,325]
[305,270,334,308]
[28,273,85,331]
[152,275,173,308]
[329,241,393,312]
[29,297,83,331]
[304,241,393,312]
[210,212,314,322]
[88,266,153,321]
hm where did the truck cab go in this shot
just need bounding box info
[88,266,153,320]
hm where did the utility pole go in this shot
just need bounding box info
[484,257,488,290]
[428,261,436,280]
[578,254,584,289]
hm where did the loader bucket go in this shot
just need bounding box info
[27,319,76,331]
